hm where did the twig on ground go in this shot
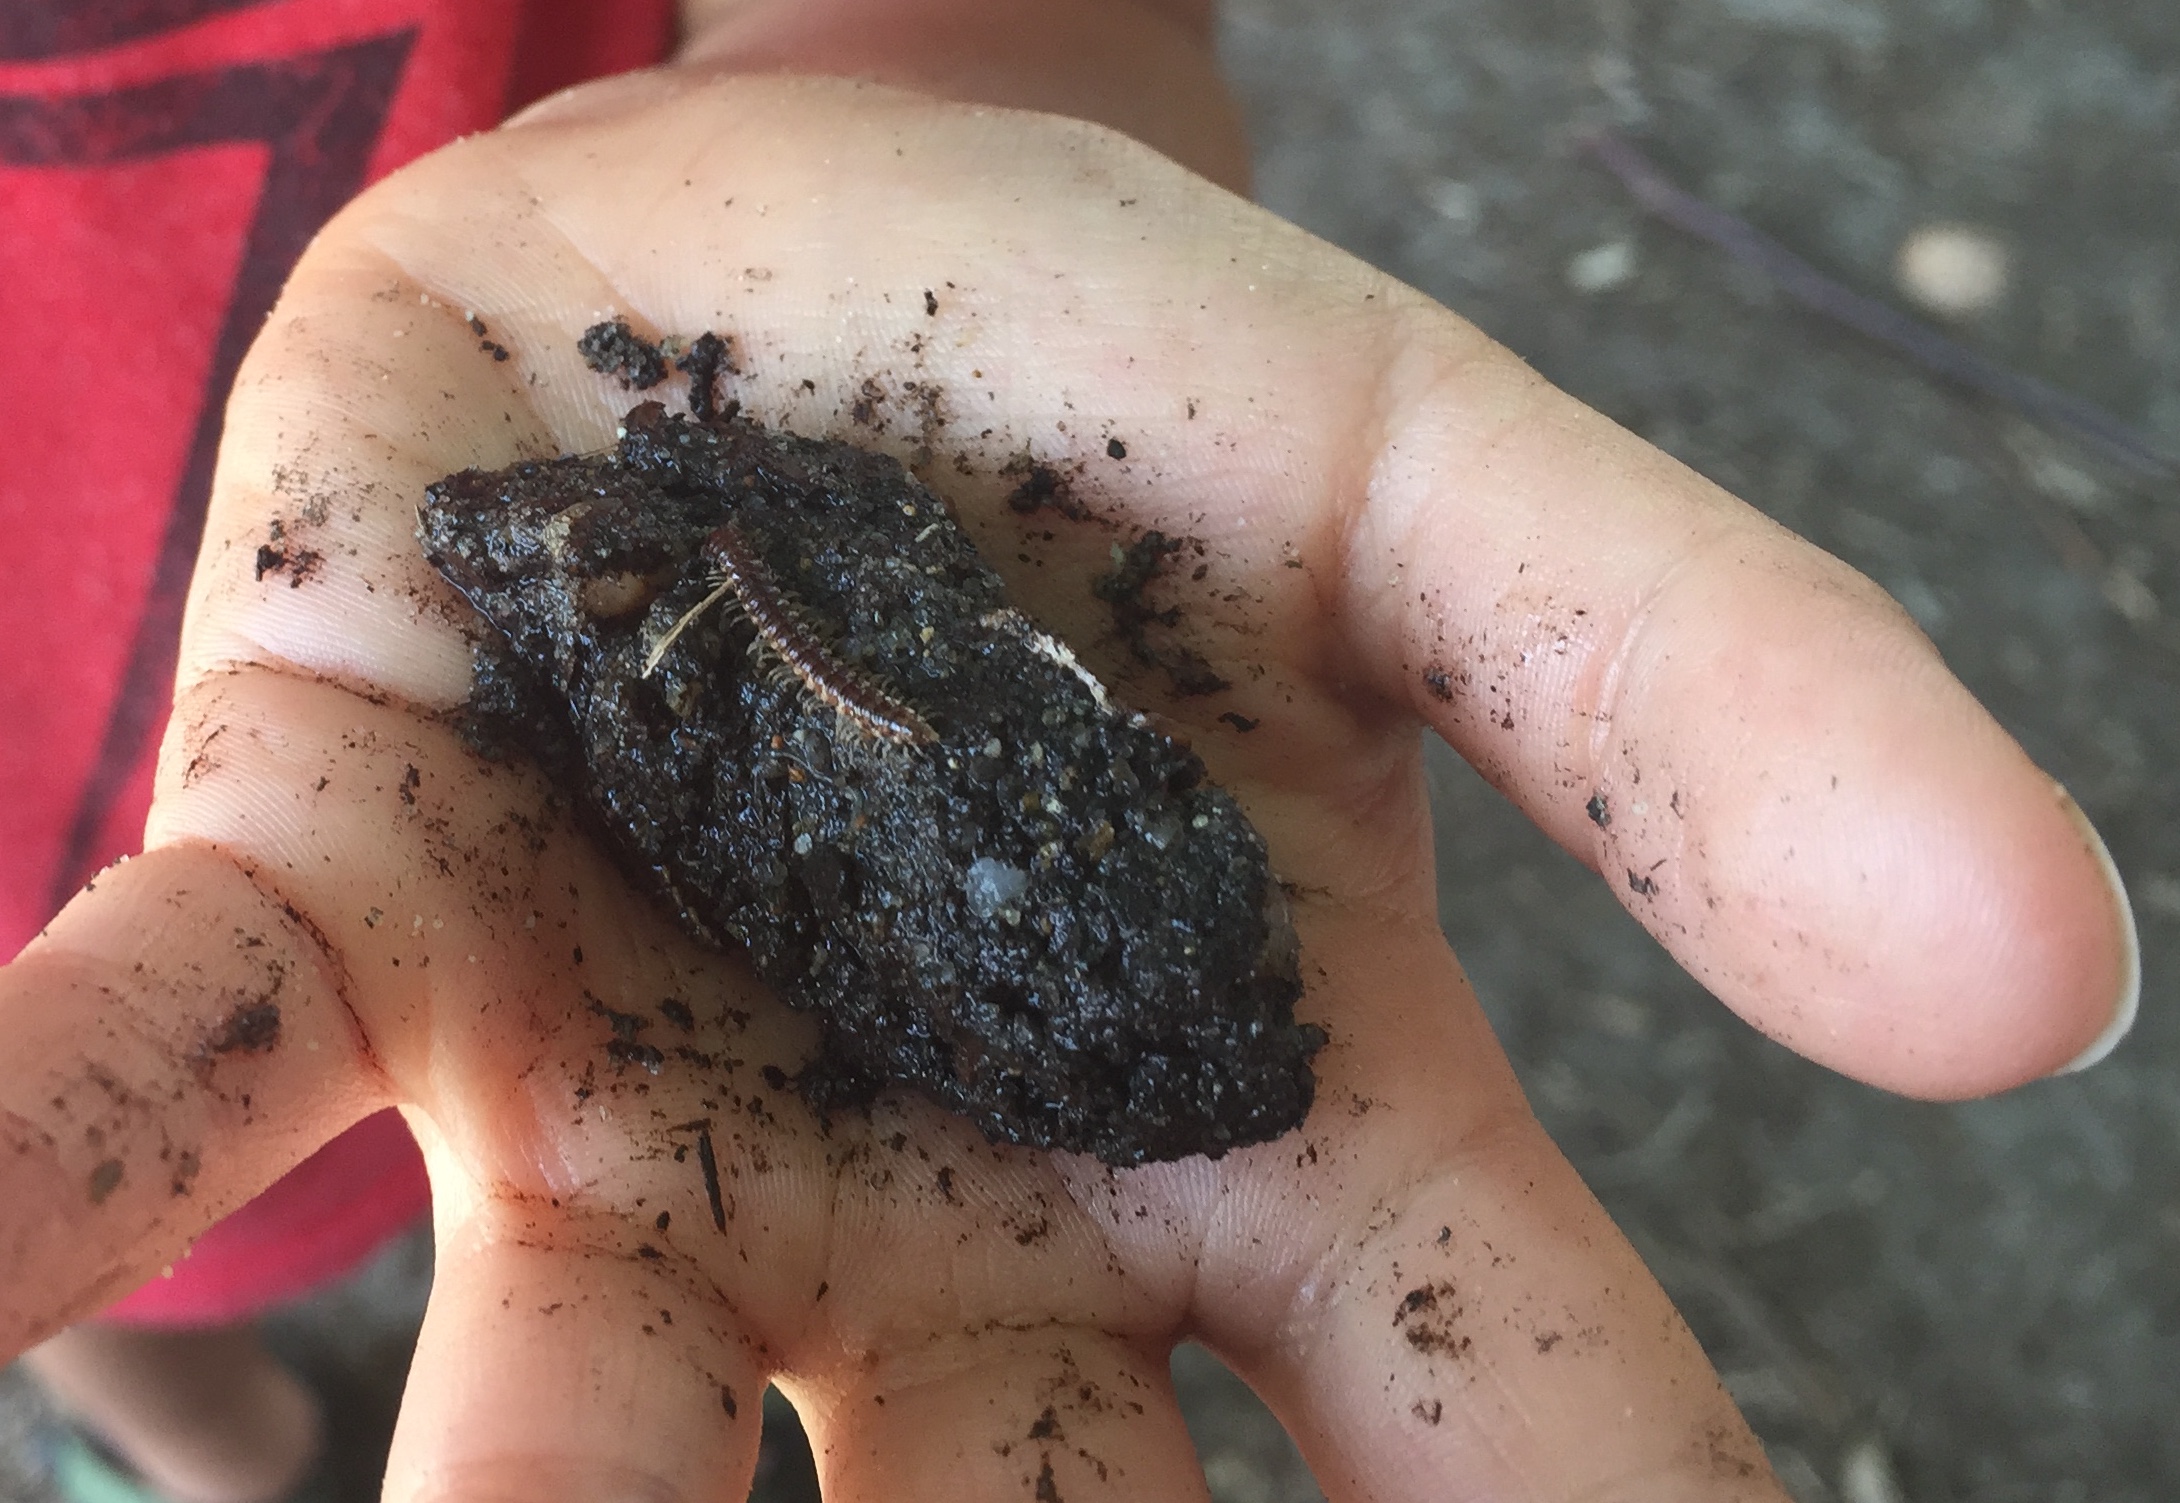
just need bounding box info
[1584,132,2175,481]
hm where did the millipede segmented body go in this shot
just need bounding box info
[700,522,937,746]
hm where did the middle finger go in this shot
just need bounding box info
[790,1321,1210,1503]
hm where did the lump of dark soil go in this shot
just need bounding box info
[577,318,668,390]
[418,400,1320,1164]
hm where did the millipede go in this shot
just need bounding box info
[645,521,937,747]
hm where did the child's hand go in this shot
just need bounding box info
[0,74,2129,1503]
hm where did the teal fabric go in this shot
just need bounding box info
[40,1427,169,1503]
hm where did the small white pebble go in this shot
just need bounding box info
[1589,992,1652,1040]
[964,858,1030,920]
[1839,1438,1906,1503]
[2103,566,2160,626]
[1896,223,2009,318]
[2137,872,2180,919]
[1566,239,1637,294]
[1424,179,1480,227]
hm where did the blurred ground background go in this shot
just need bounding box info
[5,2,2175,1501]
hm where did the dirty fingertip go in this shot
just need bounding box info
[2052,787,2140,1076]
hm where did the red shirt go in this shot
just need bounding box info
[1,0,675,956]
[2,0,675,1324]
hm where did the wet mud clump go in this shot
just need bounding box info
[418,398,1320,1164]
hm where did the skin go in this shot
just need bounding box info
[2,5,2133,1502]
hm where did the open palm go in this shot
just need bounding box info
[0,74,2129,1503]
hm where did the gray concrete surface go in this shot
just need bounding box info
[6,3,2175,1501]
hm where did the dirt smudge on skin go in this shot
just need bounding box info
[87,1158,123,1204]
[1699,1425,1763,1482]
[1092,531,1232,697]
[255,520,322,587]
[200,1000,282,1059]
[606,1038,664,1074]
[1003,457,1093,521]
[850,375,889,429]
[1395,1282,1473,1360]
[468,315,511,362]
